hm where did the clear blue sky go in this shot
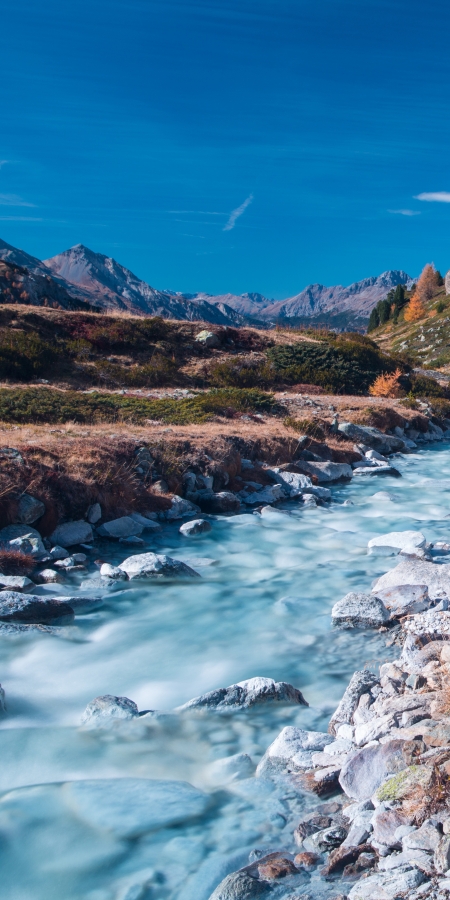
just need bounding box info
[2,0,450,298]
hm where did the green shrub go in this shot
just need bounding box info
[93,356,179,387]
[283,417,325,439]
[0,387,275,425]
[208,359,275,388]
[0,333,60,381]
[267,339,400,394]
[436,300,447,314]
[409,374,446,398]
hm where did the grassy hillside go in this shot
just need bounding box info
[370,281,450,370]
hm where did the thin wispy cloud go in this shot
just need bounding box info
[0,216,42,221]
[415,192,450,203]
[0,193,35,207]
[388,208,420,216]
[169,210,227,216]
[223,194,254,232]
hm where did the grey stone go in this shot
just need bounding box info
[368,531,426,553]
[0,524,42,543]
[403,822,441,852]
[86,503,102,524]
[331,592,389,629]
[353,465,400,477]
[339,739,407,801]
[100,563,127,581]
[0,575,35,592]
[256,725,333,778]
[265,468,313,497]
[177,677,307,713]
[119,535,144,546]
[347,865,426,899]
[241,485,285,506]
[195,330,220,348]
[63,777,209,838]
[435,835,450,874]
[34,568,64,584]
[49,545,70,560]
[0,591,74,625]
[375,584,431,618]
[129,512,161,531]
[119,552,199,580]
[329,670,379,735]
[291,460,352,483]
[371,806,406,849]
[338,422,406,454]
[179,519,212,536]
[342,818,372,847]
[50,520,94,548]
[372,558,450,601]
[197,491,241,514]
[81,694,139,726]
[16,493,45,524]
[97,516,143,539]
[8,534,46,557]
[342,799,375,822]
[208,871,270,900]
[165,495,201,520]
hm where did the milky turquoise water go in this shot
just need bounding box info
[1,444,450,900]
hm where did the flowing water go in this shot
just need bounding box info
[1,444,450,900]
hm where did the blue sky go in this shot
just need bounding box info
[2,0,450,297]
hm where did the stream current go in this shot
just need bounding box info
[1,444,450,900]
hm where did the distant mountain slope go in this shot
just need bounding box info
[0,258,89,311]
[0,237,413,327]
[43,244,246,324]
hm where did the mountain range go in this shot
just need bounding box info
[0,237,413,329]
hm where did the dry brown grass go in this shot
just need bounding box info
[0,549,35,576]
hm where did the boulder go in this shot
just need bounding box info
[86,502,102,524]
[265,468,313,497]
[371,806,405,849]
[34,569,64,584]
[128,512,161,531]
[50,520,94,548]
[256,726,333,778]
[49,545,70,560]
[165,495,201,520]
[81,694,139,726]
[100,563,127,581]
[435,835,450,874]
[339,740,408,801]
[331,592,389,629]
[16,493,45,524]
[97,516,143,539]
[352,465,400,477]
[208,871,270,899]
[0,591,74,625]
[119,552,199,580]
[63,777,209,838]
[177,677,307,712]
[0,525,46,557]
[0,575,35,592]
[329,670,379,735]
[338,422,405,454]
[347,865,425,899]
[372,558,450,601]
[197,491,241,514]
[375,584,431,618]
[195,330,220,348]
[368,531,426,554]
[179,519,212,536]
[241,485,285,506]
[291,460,352,483]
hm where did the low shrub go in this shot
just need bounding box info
[409,374,446,398]
[0,333,60,381]
[0,387,276,426]
[283,417,326,440]
[207,359,275,388]
[93,356,179,387]
[428,397,450,419]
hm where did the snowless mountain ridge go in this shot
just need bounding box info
[0,238,413,325]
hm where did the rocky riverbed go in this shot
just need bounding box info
[2,420,450,899]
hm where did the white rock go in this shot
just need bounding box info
[179,519,212,536]
[50,520,94,548]
[195,330,220,348]
[100,563,127,581]
[119,552,199,580]
[165,496,201,520]
[81,694,139,725]
[177,676,307,713]
[265,468,313,497]
[372,558,450,601]
[0,575,35,592]
[97,516,143,539]
[242,485,285,505]
[49,545,70,560]
[331,592,389,628]
[35,569,64,584]
[368,531,426,554]
[292,460,353,483]
[375,584,431,618]
[256,725,333,778]
[129,512,161,531]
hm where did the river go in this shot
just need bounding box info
[1,443,449,900]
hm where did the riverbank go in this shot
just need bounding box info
[2,405,450,899]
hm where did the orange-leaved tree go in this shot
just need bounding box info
[404,263,438,322]
[369,368,403,398]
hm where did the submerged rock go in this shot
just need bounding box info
[368,531,426,554]
[81,694,139,726]
[208,870,270,899]
[0,591,74,625]
[331,592,389,629]
[256,726,333,778]
[197,491,241,514]
[100,563,127,581]
[179,519,212,536]
[63,777,209,838]
[176,677,308,712]
[0,683,5,712]
[119,552,199,579]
